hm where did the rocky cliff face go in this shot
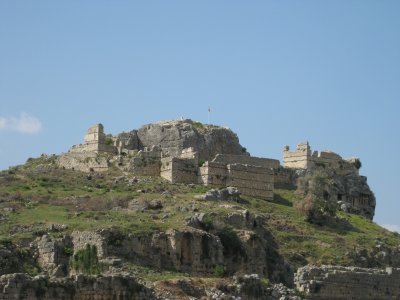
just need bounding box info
[33,215,292,286]
[296,166,376,220]
[137,119,247,160]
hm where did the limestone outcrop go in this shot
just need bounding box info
[137,119,247,161]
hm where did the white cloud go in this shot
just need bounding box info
[0,118,6,130]
[381,224,400,233]
[0,113,42,134]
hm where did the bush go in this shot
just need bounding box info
[70,244,104,275]
[213,265,225,277]
[295,170,337,224]
[105,137,113,145]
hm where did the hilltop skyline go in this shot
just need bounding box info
[1,1,399,231]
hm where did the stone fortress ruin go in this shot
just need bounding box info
[283,142,375,219]
[58,120,375,218]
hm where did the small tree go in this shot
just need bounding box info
[295,170,337,224]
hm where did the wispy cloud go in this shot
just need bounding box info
[381,224,400,233]
[0,113,42,134]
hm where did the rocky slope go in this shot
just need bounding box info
[0,121,396,299]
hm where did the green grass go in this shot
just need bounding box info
[1,157,400,273]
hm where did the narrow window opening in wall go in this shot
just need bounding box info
[323,191,329,200]
[337,194,342,200]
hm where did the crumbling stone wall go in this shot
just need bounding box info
[283,142,358,172]
[199,161,228,187]
[212,154,279,169]
[226,164,274,200]
[199,160,274,200]
[274,167,297,189]
[125,146,161,176]
[0,273,155,300]
[71,231,107,258]
[295,265,400,299]
[160,157,198,183]
[57,152,109,172]
[36,235,72,277]
[283,142,312,169]
[70,124,116,154]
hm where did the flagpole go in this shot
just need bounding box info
[208,106,211,124]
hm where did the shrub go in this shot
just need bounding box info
[105,137,113,145]
[295,170,337,224]
[213,265,225,277]
[70,244,104,275]
[198,159,206,167]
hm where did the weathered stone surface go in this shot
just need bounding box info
[36,235,72,277]
[160,156,198,183]
[123,146,161,176]
[283,142,355,171]
[57,152,109,172]
[296,166,376,220]
[107,228,225,275]
[199,161,275,200]
[281,142,375,219]
[295,265,400,300]
[0,273,155,300]
[199,187,242,202]
[71,231,107,258]
[137,119,247,161]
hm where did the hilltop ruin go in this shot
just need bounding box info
[57,120,375,218]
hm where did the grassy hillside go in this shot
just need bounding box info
[0,155,399,274]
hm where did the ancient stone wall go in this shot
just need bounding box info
[70,124,117,154]
[198,161,228,187]
[311,150,343,167]
[125,146,161,176]
[283,142,360,175]
[226,164,274,200]
[0,273,155,300]
[283,142,312,169]
[116,130,141,153]
[57,152,109,172]
[71,231,107,258]
[212,154,279,169]
[295,265,400,300]
[160,157,198,183]
[199,161,274,200]
[36,235,72,277]
[273,167,297,189]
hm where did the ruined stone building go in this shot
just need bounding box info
[283,142,375,219]
[58,121,376,217]
[58,120,278,200]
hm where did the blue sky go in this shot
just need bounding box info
[1,1,399,230]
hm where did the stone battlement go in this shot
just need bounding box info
[283,142,360,173]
